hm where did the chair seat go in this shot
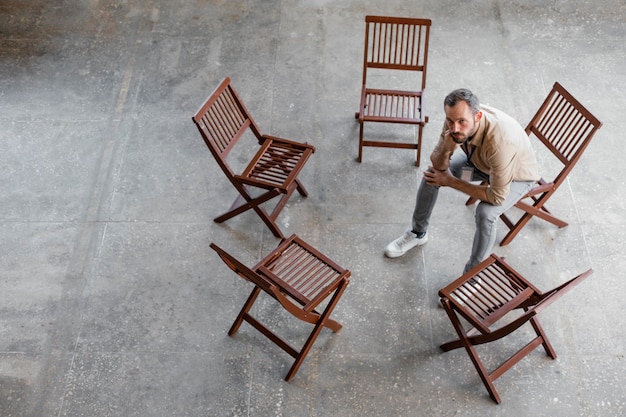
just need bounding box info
[360,88,425,123]
[442,263,537,332]
[258,236,347,312]
[237,137,314,191]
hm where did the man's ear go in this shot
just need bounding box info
[474,111,483,124]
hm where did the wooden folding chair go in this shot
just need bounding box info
[210,234,351,381]
[466,82,602,246]
[193,77,315,239]
[438,254,593,404]
[355,15,431,166]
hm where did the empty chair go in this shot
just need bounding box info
[210,234,351,381]
[355,15,432,166]
[438,254,593,404]
[466,82,602,245]
[193,77,315,238]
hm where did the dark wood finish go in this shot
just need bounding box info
[355,16,431,166]
[438,254,592,404]
[466,82,602,245]
[193,77,315,238]
[210,234,351,381]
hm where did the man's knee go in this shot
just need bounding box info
[474,202,501,226]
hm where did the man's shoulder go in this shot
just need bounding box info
[480,105,525,139]
[480,104,515,124]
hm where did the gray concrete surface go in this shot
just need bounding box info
[1,0,625,416]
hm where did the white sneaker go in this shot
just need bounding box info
[384,230,428,258]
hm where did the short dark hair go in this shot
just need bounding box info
[444,89,480,115]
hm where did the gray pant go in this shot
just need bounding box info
[411,151,534,273]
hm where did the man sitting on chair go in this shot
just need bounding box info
[385,88,540,273]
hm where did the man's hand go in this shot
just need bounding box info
[430,130,459,171]
[424,165,492,203]
[423,166,452,187]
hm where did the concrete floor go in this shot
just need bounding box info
[1,0,625,416]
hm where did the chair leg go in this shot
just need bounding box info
[357,119,364,163]
[269,189,296,222]
[515,200,569,228]
[214,187,286,239]
[528,315,557,359]
[284,322,325,382]
[499,211,534,246]
[255,211,285,238]
[295,178,309,197]
[467,192,568,246]
[229,203,285,238]
[215,188,281,223]
[229,286,261,336]
[440,298,502,404]
[415,124,423,167]
[230,288,301,363]
[284,279,348,381]
[465,343,501,404]
[499,194,569,246]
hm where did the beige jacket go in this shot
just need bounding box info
[457,105,540,205]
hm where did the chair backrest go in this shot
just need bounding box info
[192,77,263,175]
[362,16,431,89]
[526,82,602,185]
[209,242,279,298]
[520,267,593,315]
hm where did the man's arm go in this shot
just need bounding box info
[430,131,458,171]
[446,176,490,202]
[423,169,491,203]
[428,131,492,203]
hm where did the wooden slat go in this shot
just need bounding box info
[260,239,346,307]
